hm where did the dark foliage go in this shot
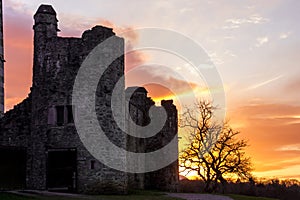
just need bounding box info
[179,179,300,200]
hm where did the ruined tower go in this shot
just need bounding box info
[0,0,4,115]
[32,4,59,87]
[29,4,128,193]
[0,4,178,193]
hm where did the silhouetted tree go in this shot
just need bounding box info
[179,101,252,193]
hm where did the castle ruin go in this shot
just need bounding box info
[0,4,178,194]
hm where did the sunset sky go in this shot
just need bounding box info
[3,0,300,180]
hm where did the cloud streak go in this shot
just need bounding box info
[223,14,269,29]
[276,144,300,152]
[247,74,283,90]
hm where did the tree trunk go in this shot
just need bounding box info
[204,180,213,193]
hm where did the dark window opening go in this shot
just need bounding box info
[67,105,74,123]
[90,160,95,170]
[0,148,26,189]
[54,105,74,126]
[47,149,77,192]
[56,106,64,126]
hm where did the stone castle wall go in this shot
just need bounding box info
[145,100,179,192]
[0,4,178,194]
[29,5,127,193]
[126,88,179,192]
[0,95,32,189]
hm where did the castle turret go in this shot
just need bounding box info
[0,0,4,116]
[32,5,59,87]
[33,5,59,38]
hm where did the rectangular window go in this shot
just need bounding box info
[90,160,95,170]
[53,105,74,126]
[56,106,64,126]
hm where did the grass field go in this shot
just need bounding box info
[0,191,281,200]
[227,194,279,200]
[0,191,182,200]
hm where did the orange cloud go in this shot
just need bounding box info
[228,103,300,178]
[284,77,300,96]
[143,83,174,100]
[125,50,150,72]
[125,64,203,112]
[97,19,139,45]
[144,81,196,102]
[95,20,148,73]
[98,19,198,103]
[94,19,153,75]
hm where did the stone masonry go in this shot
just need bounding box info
[126,87,179,191]
[0,4,178,194]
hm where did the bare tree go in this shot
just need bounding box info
[179,101,252,193]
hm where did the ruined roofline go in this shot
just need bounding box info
[34,4,119,40]
[161,99,174,105]
[54,25,119,40]
[54,26,118,40]
[84,25,115,34]
[125,86,177,109]
[0,92,31,120]
[126,86,148,94]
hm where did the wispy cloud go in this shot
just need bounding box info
[224,36,235,40]
[224,50,237,57]
[254,114,300,125]
[279,32,292,39]
[223,14,269,29]
[248,14,269,24]
[208,52,224,65]
[179,7,193,14]
[255,36,269,47]
[247,74,283,90]
[276,144,300,152]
